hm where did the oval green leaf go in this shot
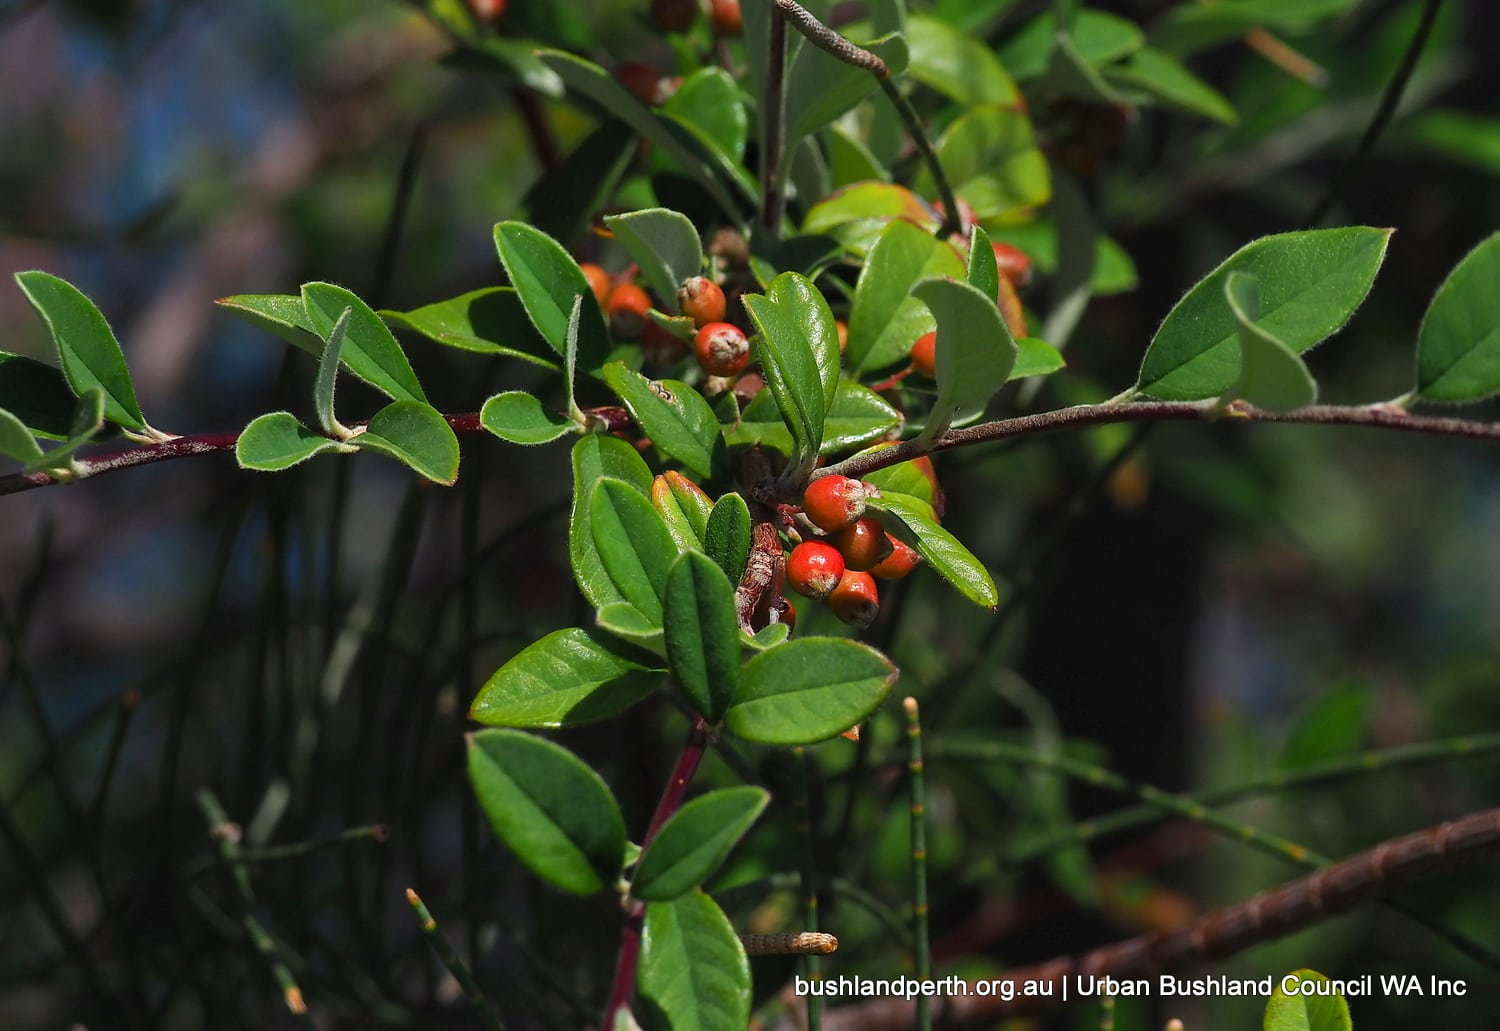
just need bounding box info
[725,638,898,745]
[1000,10,1144,79]
[602,209,704,315]
[1105,47,1237,125]
[602,364,722,479]
[570,435,654,608]
[663,552,741,723]
[742,282,826,466]
[1415,231,1500,403]
[590,477,679,622]
[726,380,902,456]
[1222,272,1317,411]
[869,490,999,607]
[912,277,1018,441]
[382,287,559,367]
[1012,337,1067,380]
[493,221,613,374]
[25,388,105,474]
[661,67,748,164]
[632,787,769,901]
[0,352,80,440]
[704,492,751,586]
[15,271,145,431]
[470,627,664,728]
[313,305,352,436]
[466,729,626,896]
[481,391,574,445]
[1264,970,1353,1031]
[1137,227,1391,400]
[786,32,908,144]
[236,411,345,471]
[0,408,44,464]
[847,220,967,375]
[905,14,1020,106]
[637,892,750,1031]
[301,282,426,403]
[353,401,460,484]
[912,104,1051,222]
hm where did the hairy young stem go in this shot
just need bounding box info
[792,807,1500,1031]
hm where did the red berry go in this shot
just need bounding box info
[869,535,922,580]
[607,282,652,340]
[801,475,869,533]
[467,0,506,21]
[828,570,879,628]
[786,541,845,600]
[709,0,742,35]
[651,0,697,32]
[997,275,1028,340]
[677,276,727,328]
[580,263,612,308]
[829,517,892,572]
[910,330,937,379]
[614,63,663,106]
[693,322,750,377]
[991,242,1033,289]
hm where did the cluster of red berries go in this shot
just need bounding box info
[580,263,749,379]
[784,476,923,630]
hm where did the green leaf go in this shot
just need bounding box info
[519,120,638,247]
[748,623,789,649]
[603,209,704,315]
[1012,338,1067,380]
[381,287,559,367]
[1046,30,1126,105]
[847,220,967,375]
[590,477,679,622]
[912,277,1018,442]
[602,364,722,479]
[301,283,426,404]
[0,352,79,440]
[1137,228,1392,400]
[570,435,654,608]
[725,637,898,745]
[704,492,751,586]
[467,729,626,896]
[661,68,748,163]
[1222,272,1317,411]
[663,553,741,723]
[470,627,664,728]
[1278,682,1369,769]
[25,388,105,474]
[664,472,713,541]
[236,412,346,472]
[637,892,750,1031]
[741,275,829,467]
[1105,47,1237,125]
[313,305,352,436]
[905,14,1020,106]
[1416,231,1500,403]
[785,33,909,145]
[493,221,613,374]
[1264,970,1353,1031]
[353,401,460,484]
[966,225,1000,305]
[803,182,938,246]
[632,788,769,901]
[480,392,573,445]
[912,104,1051,222]
[15,271,145,431]
[770,272,839,413]
[726,381,901,457]
[0,408,43,464]
[595,602,664,650]
[869,491,999,607]
[216,293,320,355]
[999,10,1144,80]
[1151,0,1356,57]
[862,453,942,512]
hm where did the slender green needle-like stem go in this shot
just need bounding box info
[405,888,506,1031]
[903,698,932,1031]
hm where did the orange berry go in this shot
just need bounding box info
[991,242,1033,289]
[801,475,869,533]
[580,263,612,308]
[786,541,845,600]
[709,0,742,35]
[869,535,922,580]
[693,321,750,377]
[828,570,879,629]
[835,319,849,355]
[677,276,727,328]
[910,330,937,379]
[828,517,892,572]
[997,276,1028,340]
[606,282,652,340]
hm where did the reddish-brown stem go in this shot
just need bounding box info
[782,806,1500,1031]
[600,716,712,1031]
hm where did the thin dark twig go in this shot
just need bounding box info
[1302,0,1444,227]
[878,79,961,239]
[762,9,788,231]
[772,0,888,77]
[372,124,428,306]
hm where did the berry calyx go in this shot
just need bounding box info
[869,535,923,580]
[709,0,742,35]
[802,475,870,532]
[991,242,1033,289]
[910,330,937,379]
[786,541,845,600]
[677,276,727,328]
[828,570,880,628]
[693,322,750,377]
[606,282,652,340]
[829,517,892,572]
[580,263,612,308]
